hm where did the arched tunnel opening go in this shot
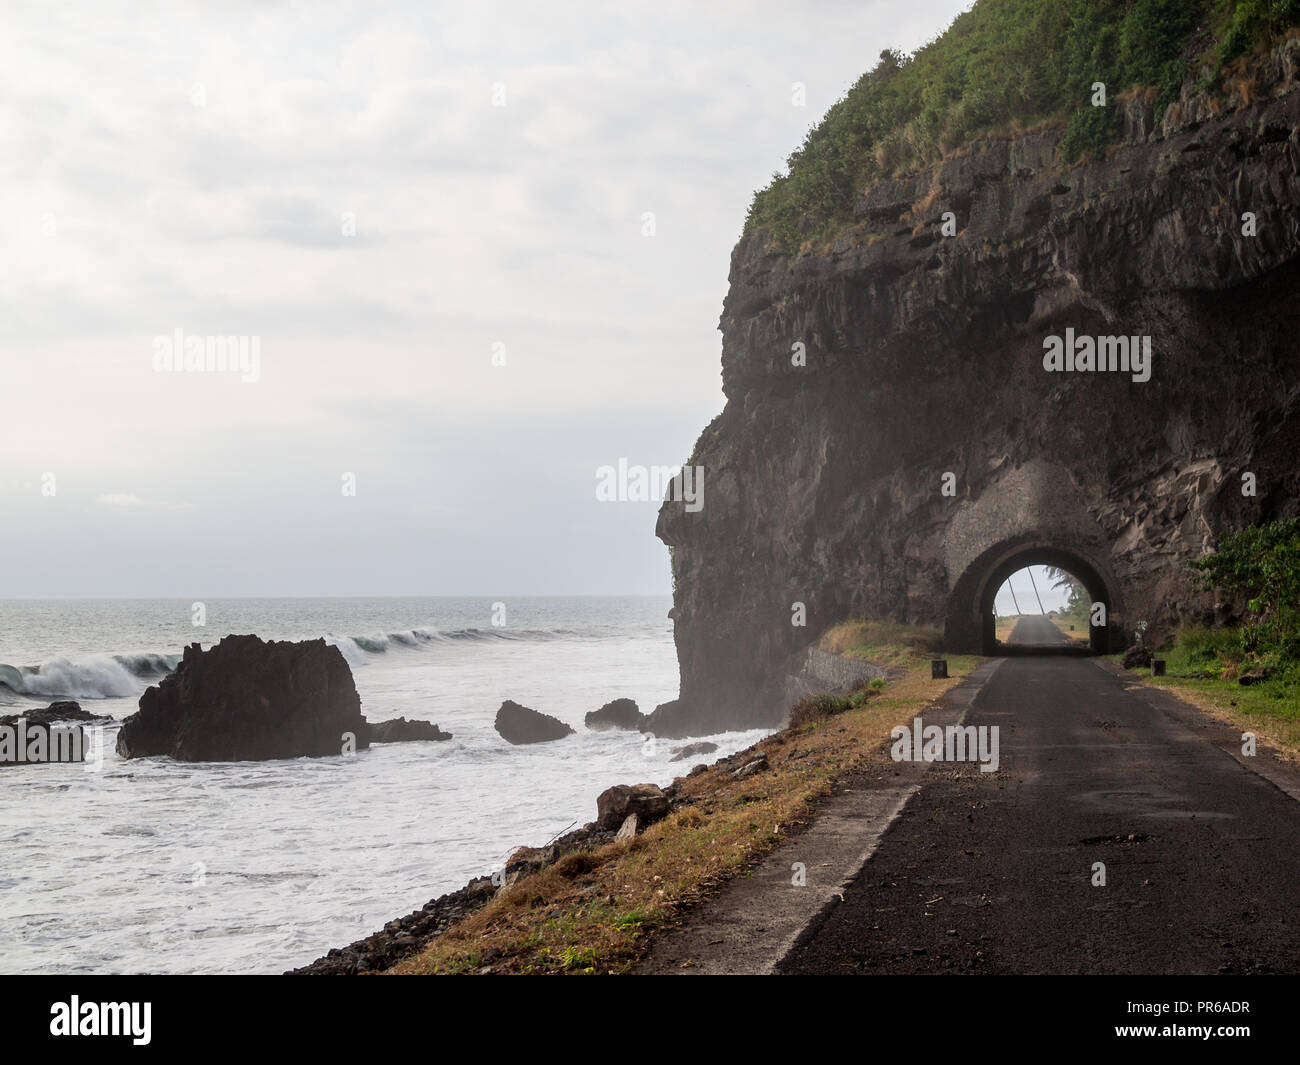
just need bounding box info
[944,543,1123,657]
[990,564,1094,655]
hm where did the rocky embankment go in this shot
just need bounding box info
[287,748,772,974]
[653,40,1300,736]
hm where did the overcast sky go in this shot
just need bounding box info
[1,0,974,598]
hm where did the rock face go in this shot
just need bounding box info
[116,635,367,761]
[654,42,1300,737]
[493,700,574,745]
[595,783,669,831]
[584,698,645,731]
[367,717,452,743]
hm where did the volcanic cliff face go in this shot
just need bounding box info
[652,40,1300,738]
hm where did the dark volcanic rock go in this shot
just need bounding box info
[367,717,452,743]
[1122,645,1153,670]
[584,698,645,731]
[654,40,1300,735]
[0,701,108,728]
[287,876,498,975]
[494,700,574,745]
[670,741,719,762]
[1,702,111,769]
[595,783,669,830]
[115,635,367,761]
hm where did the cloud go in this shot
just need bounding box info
[96,494,196,512]
[0,0,973,597]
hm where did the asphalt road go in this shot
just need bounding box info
[1006,614,1070,647]
[777,650,1300,974]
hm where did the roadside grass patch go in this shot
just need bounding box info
[1112,625,1300,759]
[819,618,945,669]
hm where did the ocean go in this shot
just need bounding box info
[0,597,770,974]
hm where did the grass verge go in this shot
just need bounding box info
[1109,635,1300,761]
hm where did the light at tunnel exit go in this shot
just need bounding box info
[993,565,1078,615]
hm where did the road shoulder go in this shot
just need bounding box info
[633,658,1004,974]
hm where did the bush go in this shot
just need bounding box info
[1189,518,1300,665]
[1177,623,1244,664]
[1218,0,1300,65]
[788,692,852,728]
[1060,105,1119,163]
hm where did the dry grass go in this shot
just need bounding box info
[389,652,977,975]
[818,618,943,668]
[1048,616,1090,645]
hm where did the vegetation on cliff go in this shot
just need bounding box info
[746,0,1300,251]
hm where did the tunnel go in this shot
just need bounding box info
[943,539,1125,656]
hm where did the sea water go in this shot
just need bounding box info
[0,597,769,974]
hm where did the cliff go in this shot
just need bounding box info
[652,33,1300,737]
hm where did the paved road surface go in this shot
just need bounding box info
[778,653,1300,974]
[1006,614,1071,647]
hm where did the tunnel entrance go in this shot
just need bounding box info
[944,541,1123,656]
[991,565,1093,655]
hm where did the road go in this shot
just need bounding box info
[777,649,1300,974]
[1006,613,1070,647]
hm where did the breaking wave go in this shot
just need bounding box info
[323,627,574,666]
[0,652,181,700]
[0,628,595,697]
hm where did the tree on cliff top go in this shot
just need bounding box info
[746,0,1300,252]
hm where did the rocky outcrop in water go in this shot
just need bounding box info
[584,698,645,731]
[367,717,452,743]
[670,741,718,762]
[654,41,1300,736]
[115,635,367,761]
[1,700,106,726]
[493,700,574,745]
[0,702,109,768]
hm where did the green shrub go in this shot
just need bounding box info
[1218,0,1300,65]
[1060,105,1119,163]
[788,691,852,728]
[1177,623,1243,664]
[1189,518,1300,664]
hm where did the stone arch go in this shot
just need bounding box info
[943,537,1126,655]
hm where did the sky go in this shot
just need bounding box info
[0,0,975,598]
[994,566,1073,616]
